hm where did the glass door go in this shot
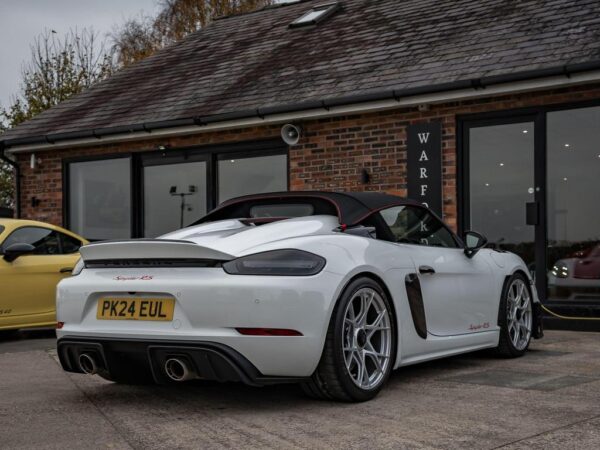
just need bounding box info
[546,106,600,305]
[465,119,537,270]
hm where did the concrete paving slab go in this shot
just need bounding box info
[443,369,598,391]
[0,350,133,450]
[0,330,599,449]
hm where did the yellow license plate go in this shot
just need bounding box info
[97,298,175,321]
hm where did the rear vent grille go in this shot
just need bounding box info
[85,259,222,269]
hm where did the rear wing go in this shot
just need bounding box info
[79,239,234,263]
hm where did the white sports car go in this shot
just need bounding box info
[57,192,543,401]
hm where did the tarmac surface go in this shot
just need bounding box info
[1,329,599,449]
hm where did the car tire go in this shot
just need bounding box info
[301,277,396,402]
[495,272,533,358]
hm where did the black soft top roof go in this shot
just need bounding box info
[194,191,423,226]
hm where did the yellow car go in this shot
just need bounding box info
[0,219,88,331]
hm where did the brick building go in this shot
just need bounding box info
[1,0,600,318]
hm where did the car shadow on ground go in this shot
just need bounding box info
[0,328,56,342]
[82,349,503,410]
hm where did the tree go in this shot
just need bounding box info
[110,15,162,68]
[0,160,14,210]
[113,0,274,67]
[0,28,115,209]
[1,28,115,128]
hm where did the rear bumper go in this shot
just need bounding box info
[56,268,345,377]
[57,337,309,386]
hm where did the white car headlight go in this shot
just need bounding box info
[551,263,569,278]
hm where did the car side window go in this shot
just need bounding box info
[1,227,61,255]
[379,206,459,248]
[59,232,82,254]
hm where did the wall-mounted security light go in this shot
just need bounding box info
[30,153,42,170]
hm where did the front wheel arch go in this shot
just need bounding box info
[497,270,532,327]
[495,271,533,357]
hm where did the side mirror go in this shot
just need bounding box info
[3,243,35,262]
[464,231,488,258]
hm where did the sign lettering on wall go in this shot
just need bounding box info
[407,121,443,217]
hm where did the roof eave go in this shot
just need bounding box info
[4,60,600,153]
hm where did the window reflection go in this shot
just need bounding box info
[547,106,600,301]
[469,123,535,267]
[218,154,287,203]
[69,158,131,240]
[144,161,207,237]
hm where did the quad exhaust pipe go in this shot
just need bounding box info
[164,358,195,382]
[78,353,99,375]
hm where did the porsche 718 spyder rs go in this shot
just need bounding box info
[56,191,543,401]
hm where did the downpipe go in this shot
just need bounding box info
[164,358,196,382]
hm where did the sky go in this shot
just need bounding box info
[0,0,160,109]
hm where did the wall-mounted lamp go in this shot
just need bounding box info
[361,168,371,184]
[30,153,42,170]
[30,196,41,207]
[417,104,430,112]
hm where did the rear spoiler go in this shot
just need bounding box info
[79,239,234,262]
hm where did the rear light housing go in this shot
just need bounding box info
[223,249,325,276]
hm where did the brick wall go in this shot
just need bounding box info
[14,83,600,232]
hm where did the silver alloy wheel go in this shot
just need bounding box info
[507,278,533,351]
[342,287,392,390]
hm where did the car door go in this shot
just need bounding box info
[0,226,82,328]
[379,205,496,336]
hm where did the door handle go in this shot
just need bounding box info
[526,202,539,226]
[419,265,435,275]
[59,267,73,273]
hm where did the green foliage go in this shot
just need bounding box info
[0,28,115,209]
[0,160,14,210]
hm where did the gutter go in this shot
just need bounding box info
[0,142,20,218]
[3,60,600,153]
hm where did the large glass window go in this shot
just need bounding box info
[218,154,287,203]
[69,158,131,240]
[66,144,287,239]
[143,161,207,237]
[547,106,600,301]
[469,122,535,267]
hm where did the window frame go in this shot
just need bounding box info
[63,139,288,240]
[63,153,134,241]
[374,204,463,249]
[457,97,600,303]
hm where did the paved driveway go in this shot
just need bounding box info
[1,330,599,449]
